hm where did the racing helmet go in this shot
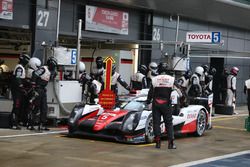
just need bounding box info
[96,56,103,69]
[202,64,209,73]
[138,64,147,75]
[148,62,158,73]
[195,66,204,76]
[158,62,168,74]
[47,57,57,71]
[79,61,86,73]
[19,54,30,66]
[29,57,41,70]
[230,67,239,76]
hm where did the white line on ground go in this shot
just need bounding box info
[0,130,68,139]
[169,150,250,167]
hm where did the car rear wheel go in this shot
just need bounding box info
[194,109,207,136]
[145,114,154,143]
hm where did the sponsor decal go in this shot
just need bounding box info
[186,32,221,43]
[187,113,197,119]
[0,0,12,20]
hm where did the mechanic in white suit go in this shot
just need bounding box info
[91,56,104,84]
[31,57,57,130]
[11,54,30,129]
[130,64,148,91]
[146,62,176,149]
[22,57,41,126]
[225,67,239,108]
[79,61,101,104]
[188,66,203,98]
[146,62,158,87]
[102,64,130,104]
[170,85,183,116]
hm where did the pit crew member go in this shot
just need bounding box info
[146,62,176,149]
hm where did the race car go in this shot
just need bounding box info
[68,91,212,144]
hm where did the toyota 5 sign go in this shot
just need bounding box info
[186,32,221,43]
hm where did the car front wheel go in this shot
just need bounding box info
[194,109,207,137]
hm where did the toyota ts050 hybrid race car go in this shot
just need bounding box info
[68,90,213,143]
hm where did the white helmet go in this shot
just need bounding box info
[28,57,41,70]
[149,62,158,72]
[195,66,204,76]
[79,61,85,72]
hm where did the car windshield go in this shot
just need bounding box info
[123,101,145,112]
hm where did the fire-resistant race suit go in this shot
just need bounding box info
[11,64,26,129]
[11,54,30,129]
[24,57,42,128]
[79,71,101,104]
[188,73,202,97]
[130,64,148,91]
[146,62,158,87]
[130,72,147,90]
[91,57,104,84]
[146,62,176,149]
[32,65,51,129]
[226,74,237,107]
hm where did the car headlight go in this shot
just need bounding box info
[122,112,141,132]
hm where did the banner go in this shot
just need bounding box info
[86,5,129,35]
[0,0,13,20]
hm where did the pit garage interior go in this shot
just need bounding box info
[0,0,250,167]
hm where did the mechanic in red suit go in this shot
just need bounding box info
[146,62,176,149]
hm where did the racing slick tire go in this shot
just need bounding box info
[145,114,154,143]
[194,109,207,137]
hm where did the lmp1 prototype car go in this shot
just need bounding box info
[68,92,212,143]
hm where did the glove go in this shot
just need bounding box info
[146,99,151,105]
[50,71,57,80]
[126,86,131,91]
[145,103,152,111]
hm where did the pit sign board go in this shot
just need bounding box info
[99,56,116,109]
[186,32,221,43]
[99,90,116,109]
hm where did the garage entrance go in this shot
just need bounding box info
[210,57,224,105]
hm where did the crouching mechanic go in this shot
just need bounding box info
[31,57,57,130]
[146,62,176,149]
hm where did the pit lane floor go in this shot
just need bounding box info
[0,106,250,167]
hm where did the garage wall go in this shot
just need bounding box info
[59,0,142,41]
